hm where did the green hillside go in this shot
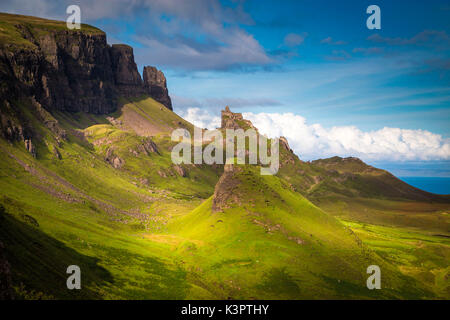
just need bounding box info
[277,153,449,233]
[0,136,439,298]
[0,94,448,299]
[166,164,436,299]
[0,95,215,299]
[0,13,448,300]
[0,12,103,50]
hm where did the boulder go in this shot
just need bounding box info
[24,139,36,157]
[173,164,187,177]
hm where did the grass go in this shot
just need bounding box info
[0,85,448,299]
[340,219,449,298]
[0,95,219,299]
[164,165,437,299]
[0,12,103,50]
[318,196,450,234]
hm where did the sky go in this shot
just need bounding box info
[1,0,449,177]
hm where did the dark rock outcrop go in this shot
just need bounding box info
[173,164,187,177]
[221,106,255,130]
[129,138,159,156]
[0,30,117,114]
[212,164,242,212]
[140,138,159,155]
[0,100,31,142]
[105,148,125,169]
[0,16,174,156]
[221,106,243,129]
[279,137,291,152]
[143,66,172,110]
[111,44,145,97]
[0,20,173,118]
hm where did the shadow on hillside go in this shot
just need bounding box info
[0,211,113,299]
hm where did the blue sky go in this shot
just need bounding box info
[1,0,449,176]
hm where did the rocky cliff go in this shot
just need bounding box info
[0,13,173,146]
[111,44,146,98]
[143,66,172,110]
[0,27,117,114]
[0,13,172,115]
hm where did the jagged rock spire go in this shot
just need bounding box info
[143,66,173,110]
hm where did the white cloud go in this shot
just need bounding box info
[367,30,450,48]
[179,108,221,130]
[180,108,450,161]
[284,33,307,47]
[135,29,271,71]
[320,37,346,45]
[0,0,271,71]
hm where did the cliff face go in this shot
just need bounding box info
[0,29,117,114]
[143,66,172,110]
[111,44,146,97]
[0,14,173,115]
[0,13,173,148]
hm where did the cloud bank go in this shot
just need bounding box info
[0,0,272,71]
[180,108,221,130]
[180,108,450,162]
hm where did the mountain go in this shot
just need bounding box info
[0,13,448,300]
[271,131,450,232]
[168,163,430,299]
[0,12,172,147]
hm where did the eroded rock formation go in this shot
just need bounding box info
[111,44,145,97]
[212,164,242,212]
[143,66,172,110]
[0,24,174,115]
[221,106,255,130]
[0,19,173,156]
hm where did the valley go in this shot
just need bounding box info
[0,12,448,300]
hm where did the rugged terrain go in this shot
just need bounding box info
[0,13,448,300]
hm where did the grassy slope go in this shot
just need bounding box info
[340,220,450,298]
[0,12,448,299]
[0,95,448,299]
[167,165,436,299]
[0,12,103,49]
[0,96,216,299]
[277,153,450,234]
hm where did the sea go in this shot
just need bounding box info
[399,177,450,195]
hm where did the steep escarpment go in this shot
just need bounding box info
[111,44,146,97]
[0,25,117,114]
[143,66,172,110]
[0,13,173,114]
[0,12,173,150]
